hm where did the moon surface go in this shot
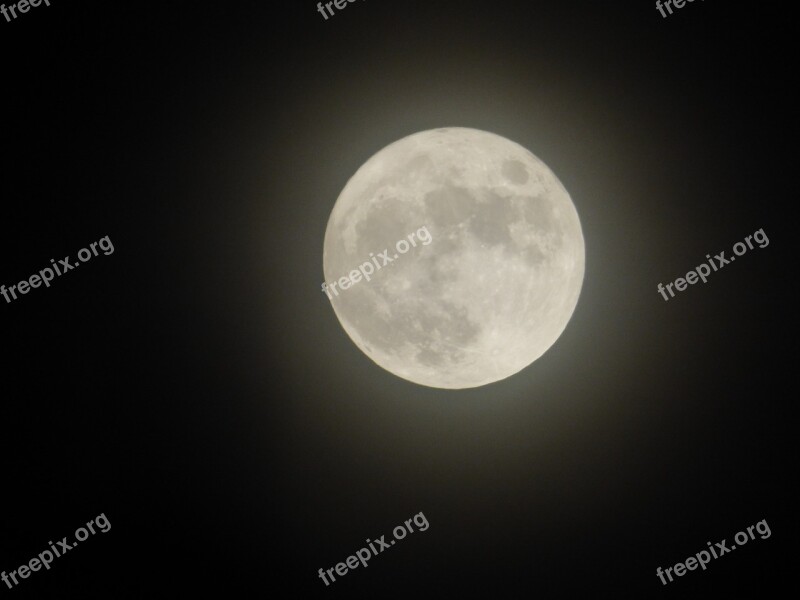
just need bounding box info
[323,128,584,389]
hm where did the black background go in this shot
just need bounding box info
[1,0,794,597]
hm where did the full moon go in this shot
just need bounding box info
[322,128,585,389]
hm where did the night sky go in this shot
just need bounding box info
[1,0,794,597]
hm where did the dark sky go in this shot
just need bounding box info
[0,0,793,597]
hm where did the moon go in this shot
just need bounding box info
[322,128,584,389]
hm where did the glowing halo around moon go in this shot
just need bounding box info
[322,127,585,389]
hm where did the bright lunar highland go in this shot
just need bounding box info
[323,128,585,389]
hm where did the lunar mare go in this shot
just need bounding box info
[323,128,585,389]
